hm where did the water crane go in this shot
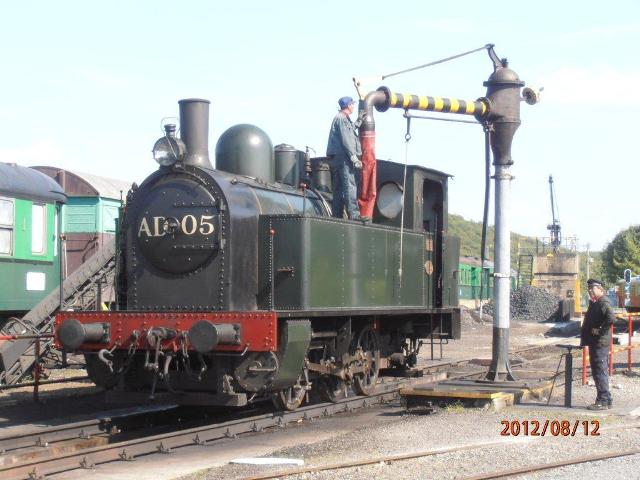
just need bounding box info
[547,175,561,252]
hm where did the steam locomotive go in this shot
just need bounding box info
[55,97,461,409]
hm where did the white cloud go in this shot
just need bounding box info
[535,66,640,106]
[0,140,65,166]
[557,23,640,43]
[74,68,134,89]
[409,18,478,34]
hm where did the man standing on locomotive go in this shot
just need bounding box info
[326,96,368,221]
[580,278,616,410]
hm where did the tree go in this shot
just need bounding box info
[602,226,640,283]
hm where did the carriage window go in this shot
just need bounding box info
[31,203,46,255]
[0,198,14,255]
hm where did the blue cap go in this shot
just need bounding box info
[338,96,355,109]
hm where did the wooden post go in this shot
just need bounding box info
[627,314,633,372]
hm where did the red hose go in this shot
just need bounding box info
[358,130,377,217]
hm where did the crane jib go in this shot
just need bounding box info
[387,92,487,117]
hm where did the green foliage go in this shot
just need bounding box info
[602,226,640,284]
[448,214,538,266]
[448,214,486,259]
[448,214,618,293]
[578,250,604,288]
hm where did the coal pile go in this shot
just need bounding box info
[482,285,562,322]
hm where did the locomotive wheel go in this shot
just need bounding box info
[317,375,347,403]
[272,371,309,411]
[352,326,380,396]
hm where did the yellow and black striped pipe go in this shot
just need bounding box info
[375,86,489,119]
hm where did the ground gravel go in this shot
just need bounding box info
[181,311,640,480]
[191,367,640,480]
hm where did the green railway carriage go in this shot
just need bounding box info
[32,167,132,276]
[458,256,517,304]
[458,257,494,302]
[0,163,66,320]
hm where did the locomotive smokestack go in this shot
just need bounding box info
[179,98,212,169]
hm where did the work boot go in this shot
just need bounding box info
[587,402,608,410]
[353,215,371,223]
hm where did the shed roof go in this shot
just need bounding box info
[32,167,133,200]
[0,162,67,203]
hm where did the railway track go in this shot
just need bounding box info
[0,380,403,480]
[0,403,187,454]
[0,341,573,480]
[425,338,574,380]
[236,422,640,480]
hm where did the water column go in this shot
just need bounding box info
[482,58,524,382]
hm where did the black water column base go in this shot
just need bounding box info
[565,352,573,407]
[486,326,516,382]
[556,344,584,408]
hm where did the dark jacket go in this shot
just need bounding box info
[580,296,616,347]
[326,112,361,162]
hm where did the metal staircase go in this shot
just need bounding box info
[0,239,116,385]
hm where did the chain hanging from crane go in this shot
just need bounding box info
[397,112,412,290]
[479,121,493,302]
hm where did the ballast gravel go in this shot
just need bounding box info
[190,369,640,480]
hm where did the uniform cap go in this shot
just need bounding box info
[338,96,355,109]
[587,278,605,289]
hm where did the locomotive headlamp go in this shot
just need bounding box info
[153,124,186,166]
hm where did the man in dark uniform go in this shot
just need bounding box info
[580,278,616,410]
[326,96,368,221]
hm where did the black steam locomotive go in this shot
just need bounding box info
[55,97,461,409]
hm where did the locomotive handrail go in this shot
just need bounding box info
[0,334,54,340]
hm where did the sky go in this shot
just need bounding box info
[0,0,638,251]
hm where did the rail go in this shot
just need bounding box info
[0,382,401,480]
[0,341,575,479]
[238,422,640,480]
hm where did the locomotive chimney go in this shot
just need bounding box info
[178,98,213,169]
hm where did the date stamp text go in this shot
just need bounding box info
[500,419,600,437]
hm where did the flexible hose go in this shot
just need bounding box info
[480,123,492,302]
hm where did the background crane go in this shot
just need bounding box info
[547,175,561,252]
